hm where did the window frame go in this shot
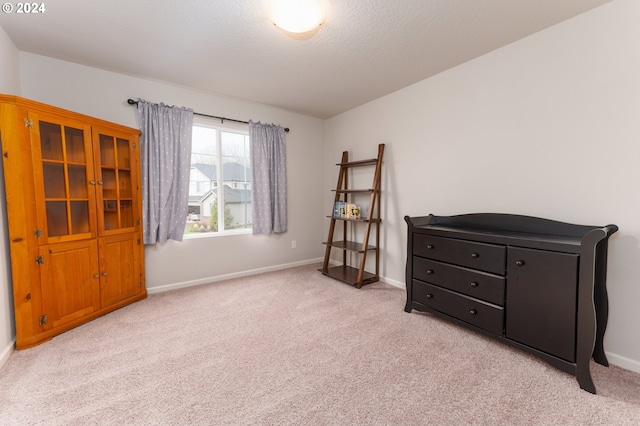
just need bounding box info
[184,117,252,239]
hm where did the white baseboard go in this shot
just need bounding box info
[147,257,324,294]
[381,275,405,289]
[606,351,640,374]
[0,338,15,370]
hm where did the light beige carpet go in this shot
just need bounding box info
[1,263,640,425]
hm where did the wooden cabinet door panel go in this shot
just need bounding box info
[99,233,142,307]
[40,240,101,328]
[92,127,140,237]
[506,247,578,362]
[29,111,97,244]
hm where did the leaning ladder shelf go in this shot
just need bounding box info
[320,144,384,288]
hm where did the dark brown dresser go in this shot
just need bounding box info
[404,213,617,393]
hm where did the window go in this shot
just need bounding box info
[185,119,251,236]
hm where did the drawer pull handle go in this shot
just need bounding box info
[469,309,477,315]
[426,294,433,299]
[426,269,434,275]
[515,260,526,266]
[471,253,480,258]
[426,244,434,249]
[470,281,479,287]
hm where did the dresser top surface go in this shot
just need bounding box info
[406,213,617,253]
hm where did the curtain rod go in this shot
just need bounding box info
[126,99,289,132]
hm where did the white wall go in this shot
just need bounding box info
[0,26,20,92]
[18,53,326,292]
[0,24,20,367]
[325,0,640,373]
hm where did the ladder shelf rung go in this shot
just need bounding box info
[322,240,377,253]
[333,189,375,194]
[327,216,381,223]
[336,159,378,167]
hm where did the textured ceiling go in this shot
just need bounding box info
[0,0,614,118]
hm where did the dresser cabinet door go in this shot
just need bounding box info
[506,247,578,362]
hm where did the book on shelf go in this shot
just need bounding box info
[333,201,341,217]
[333,201,360,219]
[347,203,360,219]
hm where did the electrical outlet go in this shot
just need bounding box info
[291,240,297,249]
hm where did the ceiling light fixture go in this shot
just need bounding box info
[271,0,324,34]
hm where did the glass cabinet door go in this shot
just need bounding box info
[93,128,139,235]
[31,113,96,243]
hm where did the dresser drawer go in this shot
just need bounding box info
[413,234,506,275]
[413,280,504,335]
[413,257,505,305]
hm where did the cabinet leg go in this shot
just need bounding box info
[404,255,413,314]
[593,243,610,367]
[577,367,596,394]
[592,316,610,367]
[576,302,598,394]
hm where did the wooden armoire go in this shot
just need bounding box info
[0,95,146,349]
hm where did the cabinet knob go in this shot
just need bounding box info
[470,281,479,287]
[426,244,434,249]
[90,180,96,185]
[471,253,480,258]
[98,181,104,185]
[102,272,108,277]
[426,294,433,299]
[426,269,434,275]
[515,260,526,266]
[93,274,99,279]
[469,309,477,315]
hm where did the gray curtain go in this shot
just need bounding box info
[137,99,194,244]
[249,121,287,234]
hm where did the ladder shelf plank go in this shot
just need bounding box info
[327,216,382,223]
[337,159,378,167]
[319,265,379,287]
[322,240,377,253]
[333,189,375,194]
